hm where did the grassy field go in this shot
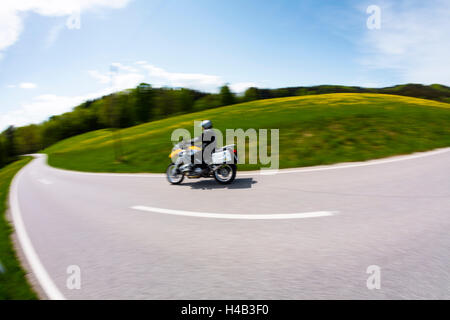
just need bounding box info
[0,157,37,300]
[45,93,450,173]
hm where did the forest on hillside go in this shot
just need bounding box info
[1,82,449,169]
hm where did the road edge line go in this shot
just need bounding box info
[9,160,66,300]
[241,147,450,176]
[39,147,450,178]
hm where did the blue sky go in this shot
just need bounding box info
[0,0,449,130]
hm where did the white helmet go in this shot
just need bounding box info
[201,120,213,129]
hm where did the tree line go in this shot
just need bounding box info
[0,84,237,168]
[1,82,449,169]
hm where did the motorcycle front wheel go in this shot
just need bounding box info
[166,163,184,185]
[214,164,236,184]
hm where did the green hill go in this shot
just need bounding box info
[252,83,450,103]
[45,93,450,173]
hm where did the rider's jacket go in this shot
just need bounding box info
[191,128,216,164]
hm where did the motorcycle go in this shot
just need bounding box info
[166,142,238,185]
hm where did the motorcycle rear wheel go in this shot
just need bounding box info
[166,163,184,185]
[214,164,236,184]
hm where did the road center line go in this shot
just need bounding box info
[131,205,337,220]
[38,178,52,185]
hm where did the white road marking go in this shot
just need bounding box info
[9,166,66,300]
[131,205,337,220]
[35,147,450,178]
[240,147,450,176]
[38,178,52,185]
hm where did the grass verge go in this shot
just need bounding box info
[45,93,450,173]
[0,157,38,300]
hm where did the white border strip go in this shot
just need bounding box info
[132,205,337,220]
[35,154,165,178]
[9,161,65,300]
[241,147,450,176]
[38,147,450,178]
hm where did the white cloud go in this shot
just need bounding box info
[0,89,109,130]
[110,62,138,73]
[0,65,145,129]
[361,0,450,85]
[90,62,232,92]
[5,82,37,89]
[19,82,37,89]
[0,0,132,54]
[111,72,145,90]
[138,62,224,91]
[88,68,145,89]
[87,70,110,84]
[45,23,65,48]
[2,62,256,130]
[229,82,257,93]
[136,62,259,92]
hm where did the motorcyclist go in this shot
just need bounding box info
[167,119,236,185]
[188,120,216,173]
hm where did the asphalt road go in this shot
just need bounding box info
[10,150,450,299]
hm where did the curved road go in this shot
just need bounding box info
[9,150,450,299]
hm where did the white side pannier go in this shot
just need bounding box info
[211,150,232,164]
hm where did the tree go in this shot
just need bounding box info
[295,88,309,96]
[98,93,131,128]
[106,93,129,162]
[154,88,177,118]
[274,88,289,98]
[3,125,16,160]
[219,85,235,106]
[0,137,5,168]
[178,88,195,113]
[14,124,42,155]
[134,83,154,123]
[193,94,221,111]
[41,121,61,148]
[244,87,259,101]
